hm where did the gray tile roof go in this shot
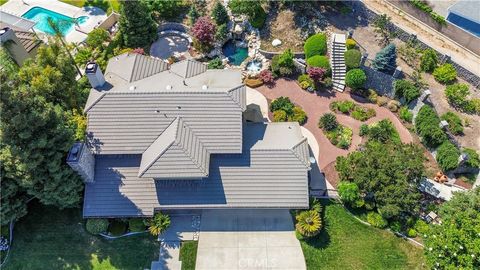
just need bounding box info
[138,117,210,179]
[83,123,310,217]
[170,59,207,78]
[105,53,169,83]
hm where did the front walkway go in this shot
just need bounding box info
[196,209,306,270]
[256,79,413,170]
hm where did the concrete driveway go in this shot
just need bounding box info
[196,209,306,270]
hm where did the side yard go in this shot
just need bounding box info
[3,201,159,270]
[301,201,426,270]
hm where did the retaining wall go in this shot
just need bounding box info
[258,48,305,59]
[346,0,480,89]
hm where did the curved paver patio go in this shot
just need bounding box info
[257,79,413,170]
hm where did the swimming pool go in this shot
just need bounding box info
[22,7,88,36]
[222,40,248,65]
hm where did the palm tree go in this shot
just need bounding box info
[47,17,82,76]
[295,210,322,237]
[146,212,171,236]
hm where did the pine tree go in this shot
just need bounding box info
[188,5,200,26]
[372,43,397,74]
[119,1,157,49]
[211,1,229,25]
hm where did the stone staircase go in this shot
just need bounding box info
[330,33,347,92]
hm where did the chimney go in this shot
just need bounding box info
[85,61,105,89]
[67,142,95,183]
[0,27,30,66]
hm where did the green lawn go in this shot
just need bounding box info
[300,201,427,270]
[60,0,120,14]
[179,241,198,270]
[3,202,159,270]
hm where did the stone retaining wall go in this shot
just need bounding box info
[158,22,189,33]
[257,48,305,60]
[346,0,480,89]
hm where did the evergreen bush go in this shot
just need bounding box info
[420,49,438,72]
[304,33,328,58]
[372,44,397,74]
[436,141,460,172]
[345,69,366,89]
[433,64,457,84]
[344,49,361,70]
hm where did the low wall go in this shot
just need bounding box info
[346,0,480,89]
[258,48,305,60]
[361,64,396,98]
[158,22,189,33]
[386,0,480,56]
[97,12,120,31]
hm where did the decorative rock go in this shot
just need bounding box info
[234,24,243,34]
[272,39,282,47]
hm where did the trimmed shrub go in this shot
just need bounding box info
[298,74,315,91]
[436,141,460,172]
[108,220,127,236]
[307,67,326,81]
[359,124,369,136]
[365,119,400,143]
[394,80,420,103]
[318,113,338,131]
[306,55,330,74]
[420,49,438,72]
[344,49,361,70]
[146,212,171,236]
[304,33,328,58]
[407,228,418,238]
[346,38,356,50]
[345,69,366,89]
[440,112,463,135]
[338,182,361,204]
[289,106,307,125]
[330,100,355,114]
[86,219,108,234]
[463,148,480,168]
[295,210,322,238]
[271,49,295,77]
[433,63,457,84]
[399,107,413,123]
[273,110,287,122]
[389,221,402,233]
[270,97,294,114]
[376,96,388,107]
[445,83,470,109]
[367,212,388,228]
[192,17,216,46]
[207,57,224,69]
[372,44,397,74]
[128,219,146,232]
[465,98,480,114]
[415,105,447,147]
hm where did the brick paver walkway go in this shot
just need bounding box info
[257,79,413,170]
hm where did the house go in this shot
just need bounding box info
[447,0,480,37]
[68,53,311,218]
[0,26,42,66]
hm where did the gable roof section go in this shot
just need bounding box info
[105,53,168,83]
[170,59,207,78]
[83,123,310,217]
[138,117,210,179]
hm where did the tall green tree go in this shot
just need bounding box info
[119,1,157,49]
[372,43,397,74]
[211,1,229,25]
[424,188,480,269]
[187,4,200,25]
[373,14,394,46]
[335,141,425,219]
[143,0,184,21]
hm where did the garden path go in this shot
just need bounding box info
[257,79,413,170]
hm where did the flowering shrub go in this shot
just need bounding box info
[132,48,145,55]
[259,70,274,85]
[307,67,325,81]
[191,17,216,45]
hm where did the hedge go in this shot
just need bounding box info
[344,49,361,70]
[415,105,447,147]
[86,219,108,234]
[304,33,327,58]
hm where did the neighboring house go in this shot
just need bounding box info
[0,26,42,66]
[447,0,480,37]
[68,53,311,218]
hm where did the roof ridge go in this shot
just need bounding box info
[174,118,209,175]
[129,54,140,82]
[84,91,107,113]
[290,138,311,168]
[138,118,178,177]
[226,85,246,111]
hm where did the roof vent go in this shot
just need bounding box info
[166,85,172,90]
[155,110,160,113]
[177,106,181,110]
[129,85,136,91]
[201,85,208,90]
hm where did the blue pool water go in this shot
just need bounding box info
[22,7,88,36]
[222,40,248,65]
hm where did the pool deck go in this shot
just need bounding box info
[1,0,107,43]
